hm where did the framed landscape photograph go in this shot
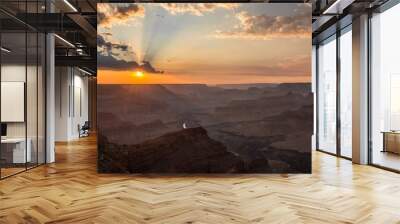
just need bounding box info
[97,3,312,173]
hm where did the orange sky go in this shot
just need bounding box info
[98,70,311,84]
[97,3,311,84]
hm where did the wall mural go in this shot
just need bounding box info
[97,3,313,173]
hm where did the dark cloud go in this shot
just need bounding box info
[97,35,112,52]
[97,23,163,73]
[98,54,138,70]
[98,4,145,28]
[97,12,107,26]
[97,34,139,71]
[97,35,132,56]
[139,61,164,74]
[118,4,141,15]
[98,54,163,74]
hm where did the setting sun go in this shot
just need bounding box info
[135,71,144,78]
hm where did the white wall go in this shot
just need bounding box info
[1,65,40,138]
[72,72,89,138]
[55,67,89,141]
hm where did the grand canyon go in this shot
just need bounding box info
[98,83,313,173]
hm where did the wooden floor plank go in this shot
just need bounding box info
[0,135,399,223]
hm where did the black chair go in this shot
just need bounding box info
[79,121,90,138]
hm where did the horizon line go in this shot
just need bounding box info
[97,82,312,85]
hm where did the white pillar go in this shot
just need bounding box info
[312,45,317,151]
[46,32,55,163]
[352,14,369,164]
[55,67,73,141]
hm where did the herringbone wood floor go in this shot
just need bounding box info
[1,135,400,224]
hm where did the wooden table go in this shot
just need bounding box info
[1,138,31,164]
[382,131,400,154]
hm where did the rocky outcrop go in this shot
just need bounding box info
[98,127,246,173]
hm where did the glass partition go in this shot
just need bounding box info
[317,35,337,154]
[339,27,352,158]
[371,3,400,171]
[0,1,46,179]
[1,31,28,177]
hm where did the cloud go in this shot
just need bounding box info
[214,7,311,40]
[97,34,140,71]
[159,3,238,16]
[98,54,139,71]
[139,61,163,74]
[98,54,164,74]
[97,34,136,65]
[101,32,112,37]
[97,36,163,74]
[98,3,145,28]
[97,35,129,53]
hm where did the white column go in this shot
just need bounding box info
[352,14,369,164]
[46,32,55,163]
[55,67,73,141]
[312,45,317,151]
